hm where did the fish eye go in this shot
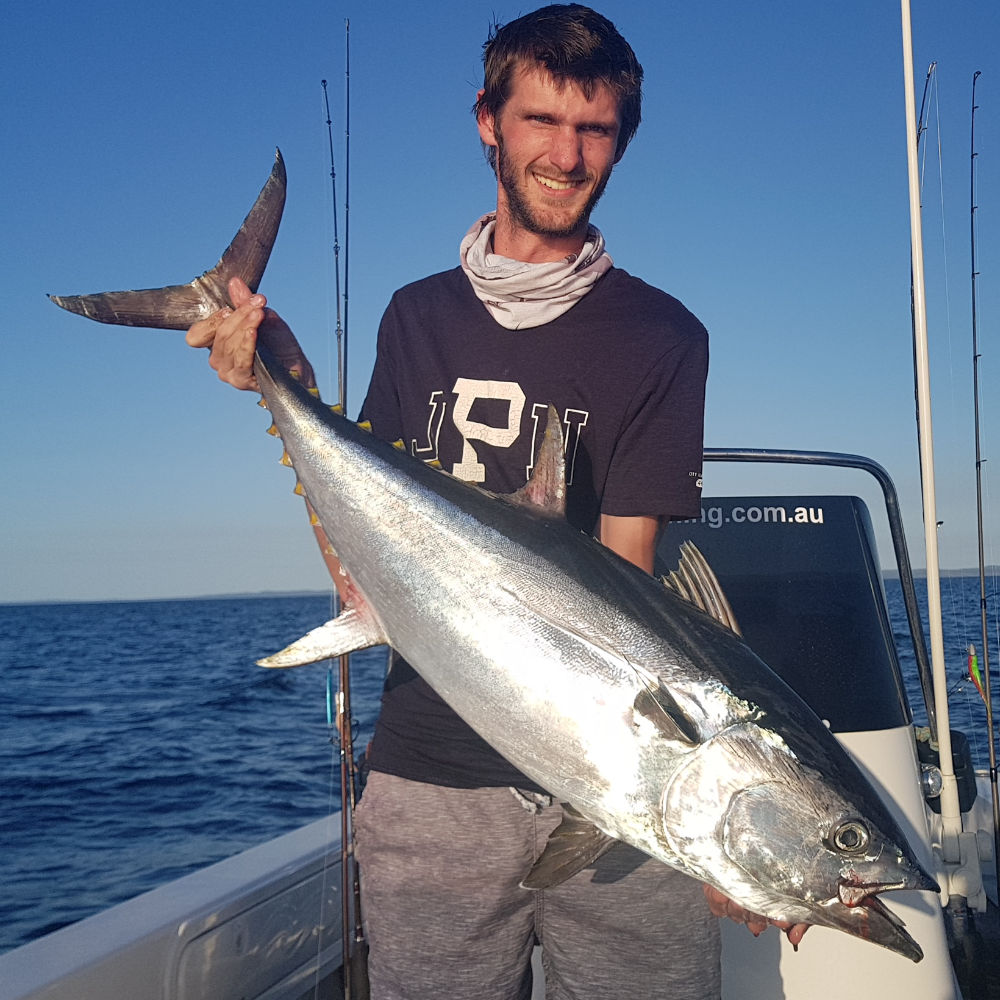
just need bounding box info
[830,818,871,854]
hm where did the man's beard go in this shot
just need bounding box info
[496,127,611,240]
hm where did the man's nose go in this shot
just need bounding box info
[548,128,584,174]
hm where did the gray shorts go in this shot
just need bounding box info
[353,771,721,1000]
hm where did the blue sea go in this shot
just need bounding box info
[1,579,997,955]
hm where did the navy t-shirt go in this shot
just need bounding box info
[359,265,707,789]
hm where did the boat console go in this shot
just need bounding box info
[659,494,910,734]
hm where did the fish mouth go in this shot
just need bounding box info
[814,874,940,963]
[838,877,915,908]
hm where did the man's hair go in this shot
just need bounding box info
[474,4,643,170]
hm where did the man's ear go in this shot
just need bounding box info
[476,89,499,149]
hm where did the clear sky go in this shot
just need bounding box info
[2,0,998,603]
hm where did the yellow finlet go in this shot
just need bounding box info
[307,386,321,397]
[257,398,269,410]
[294,481,306,496]
[357,420,373,433]
[428,459,443,470]
[266,423,280,437]
[393,439,406,451]
[280,451,293,467]
[330,403,345,416]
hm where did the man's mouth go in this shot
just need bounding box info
[533,173,583,192]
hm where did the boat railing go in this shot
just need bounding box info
[702,447,936,737]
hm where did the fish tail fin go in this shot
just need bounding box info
[49,150,286,331]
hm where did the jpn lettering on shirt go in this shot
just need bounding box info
[411,390,447,462]
[451,378,526,481]
[412,378,586,486]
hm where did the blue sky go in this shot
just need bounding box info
[2,0,998,602]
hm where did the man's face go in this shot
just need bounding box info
[479,64,622,246]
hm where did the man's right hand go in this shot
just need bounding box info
[185,276,315,391]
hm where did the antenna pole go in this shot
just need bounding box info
[900,0,962,857]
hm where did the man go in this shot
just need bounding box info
[188,5,804,997]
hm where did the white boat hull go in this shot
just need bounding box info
[0,817,345,1000]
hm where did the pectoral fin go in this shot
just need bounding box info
[520,805,618,889]
[258,601,387,668]
[633,681,701,746]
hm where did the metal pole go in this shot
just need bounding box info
[900,0,962,858]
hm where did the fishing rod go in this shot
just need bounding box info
[322,23,368,999]
[343,20,351,416]
[907,60,941,738]
[337,28,368,1000]
[322,78,345,408]
[319,73,352,1000]
[917,62,936,154]
[968,69,1000,903]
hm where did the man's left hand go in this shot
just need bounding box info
[703,885,810,948]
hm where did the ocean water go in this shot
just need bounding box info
[0,595,388,955]
[1,579,997,955]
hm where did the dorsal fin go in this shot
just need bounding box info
[662,541,742,636]
[508,404,566,517]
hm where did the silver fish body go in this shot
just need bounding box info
[253,355,937,961]
[50,153,938,962]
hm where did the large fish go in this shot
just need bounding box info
[51,152,938,962]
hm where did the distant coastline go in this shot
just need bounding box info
[0,591,333,608]
[3,572,998,607]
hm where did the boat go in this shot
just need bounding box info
[1,447,996,1000]
[3,4,997,998]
